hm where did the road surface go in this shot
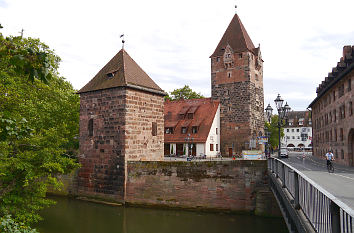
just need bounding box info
[278,152,354,210]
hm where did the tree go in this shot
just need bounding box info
[0,26,80,227]
[265,115,285,149]
[165,85,204,101]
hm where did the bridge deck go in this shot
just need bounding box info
[282,152,354,210]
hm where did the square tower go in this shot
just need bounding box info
[211,14,264,156]
[77,49,165,201]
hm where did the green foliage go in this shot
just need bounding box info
[0,26,80,226]
[165,85,204,101]
[264,115,284,149]
[0,215,38,233]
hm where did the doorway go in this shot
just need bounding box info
[349,129,354,166]
[228,148,233,157]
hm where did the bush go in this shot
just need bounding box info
[0,215,38,233]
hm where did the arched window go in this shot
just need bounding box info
[88,119,93,136]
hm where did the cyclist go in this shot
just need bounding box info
[325,150,334,169]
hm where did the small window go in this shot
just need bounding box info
[349,102,353,116]
[296,129,299,132]
[238,53,242,59]
[255,74,259,81]
[181,127,187,134]
[216,57,220,62]
[210,144,214,151]
[292,136,295,139]
[165,127,173,134]
[192,126,198,134]
[287,129,289,132]
[287,136,290,139]
[227,72,232,78]
[216,128,218,135]
[340,128,343,141]
[152,122,157,136]
[216,144,218,151]
[341,149,344,159]
[228,106,231,111]
[88,119,93,137]
[187,113,193,119]
[348,79,352,92]
[292,129,294,132]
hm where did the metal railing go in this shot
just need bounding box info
[268,158,354,233]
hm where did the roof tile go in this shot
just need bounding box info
[78,49,165,95]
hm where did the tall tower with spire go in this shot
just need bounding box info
[211,14,264,156]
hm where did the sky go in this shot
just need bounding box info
[1,0,354,111]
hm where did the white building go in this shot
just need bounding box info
[164,98,221,157]
[281,111,312,151]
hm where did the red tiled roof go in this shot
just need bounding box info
[78,49,165,95]
[164,98,219,143]
[210,14,255,57]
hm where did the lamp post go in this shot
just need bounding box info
[185,133,194,158]
[274,94,291,158]
[265,104,273,157]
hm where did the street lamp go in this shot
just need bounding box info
[264,104,273,158]
[274,94,291,158]
[185,133,194,159]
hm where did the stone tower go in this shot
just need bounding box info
[211,14,264,156]
[77,49,165,201]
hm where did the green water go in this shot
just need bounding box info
[35,196,288,233]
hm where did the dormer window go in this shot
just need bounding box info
[181,127,187,134]
[187,113,193,119]
[192,126,198,134]
[106,69,118,78]
[165,127,174,134]
[107,72,115,78]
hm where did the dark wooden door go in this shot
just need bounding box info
[164,144,170,156]
[228,148,233,157]
[176,144,184,156]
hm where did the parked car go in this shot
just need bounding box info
[280,148,288,158]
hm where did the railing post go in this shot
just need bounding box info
[275,159,279,178]
[294,171,300,209]
[281,163,285,188]
[330,201,341,233]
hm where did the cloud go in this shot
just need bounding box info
[0,0,7,8]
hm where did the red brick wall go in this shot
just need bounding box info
[78,87,126,201]
[312,69,354,166]
[125,160,280,216]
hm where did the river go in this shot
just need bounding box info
[35,196,288,233]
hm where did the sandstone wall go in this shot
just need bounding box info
[125,89,164,161]
[78,87,126,201]
[125,160,280,216]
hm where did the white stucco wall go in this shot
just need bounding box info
[205,105,221,157]
[282,127,312,148]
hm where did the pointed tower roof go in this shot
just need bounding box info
[210,14,255,57]
[78,49,165,95]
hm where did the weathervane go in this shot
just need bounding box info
[19,28,24,38]
[120,34,125,49]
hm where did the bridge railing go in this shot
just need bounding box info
[268,158,354,233]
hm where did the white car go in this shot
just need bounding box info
[280,148,288,158]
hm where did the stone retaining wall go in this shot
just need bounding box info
[125,160,280,216]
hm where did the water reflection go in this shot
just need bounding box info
[36,196,288,233]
